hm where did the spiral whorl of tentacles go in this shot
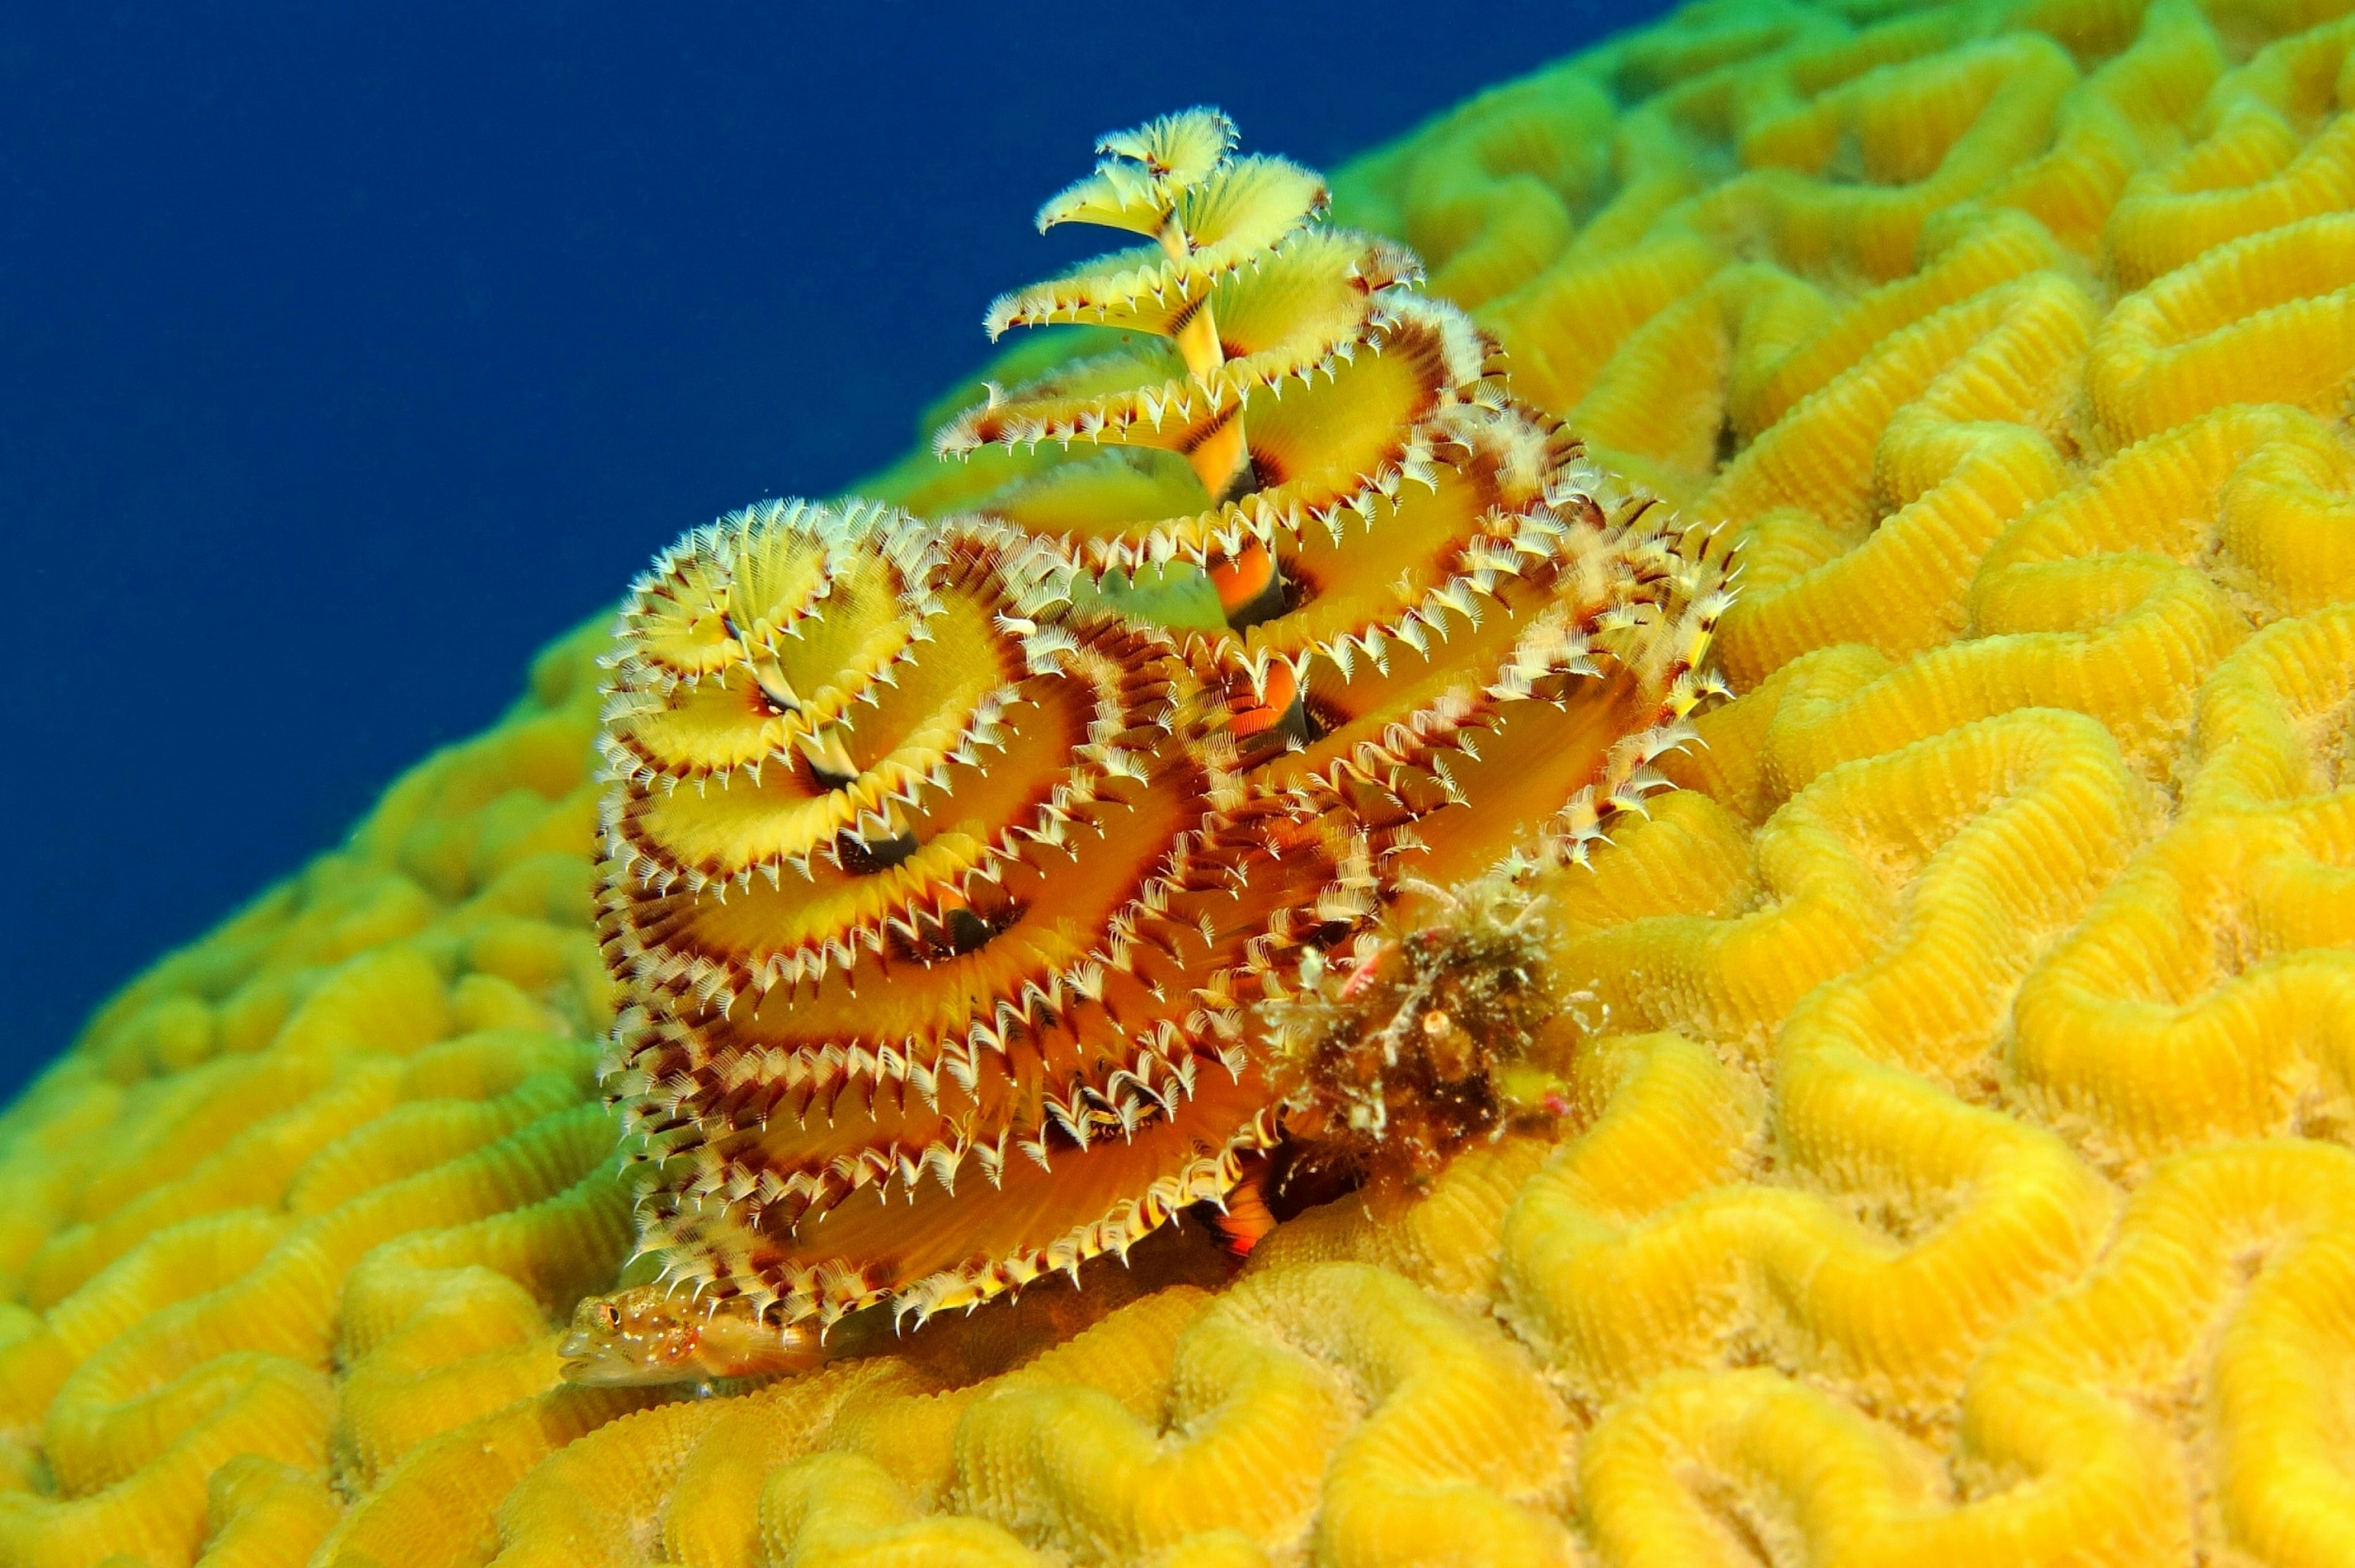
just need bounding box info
[941,107,1729,884]
[595,495,1360,1339]
[579,111,1728,1377]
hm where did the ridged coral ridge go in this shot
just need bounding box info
[4,1,2354,1563]
[588,114,1721,1344]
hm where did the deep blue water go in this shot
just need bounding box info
[1,1,1669,1100]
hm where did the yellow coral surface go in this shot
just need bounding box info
[5,0,2354,1561]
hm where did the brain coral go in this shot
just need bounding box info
[3,0,2353,1562]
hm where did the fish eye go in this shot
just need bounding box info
[595,1301,622,1333]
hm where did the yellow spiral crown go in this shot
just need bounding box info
[941,107,1731,881]
[595,500,1357,1329]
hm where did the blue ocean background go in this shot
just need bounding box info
[2,1,1670,1101]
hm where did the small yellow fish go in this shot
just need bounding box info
[558,1285,828,1386]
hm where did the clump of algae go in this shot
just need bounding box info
[1259,877,1577,1198]
[5,0,2355,1561]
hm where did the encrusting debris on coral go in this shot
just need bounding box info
[1262,874,1577,1193]
[4,0,2354,1561]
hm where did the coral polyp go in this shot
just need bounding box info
[585,114,1722,1360]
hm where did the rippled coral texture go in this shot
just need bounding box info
[5,0,2354,1560]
